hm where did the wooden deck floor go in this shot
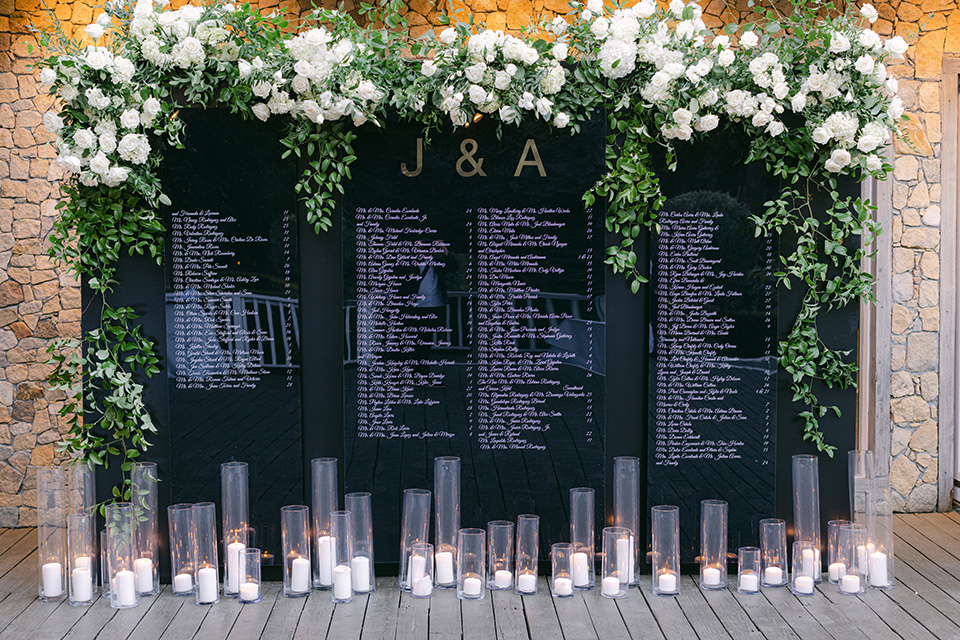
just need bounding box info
[2,513,960,639]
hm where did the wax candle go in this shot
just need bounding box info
[628,535,635,579]
[333,564,353,601]
[74,555,91,571]
[868,551,888,587]
[317,536,334,585]
[71,567,93,602]
[240,581,260,602]
[801,549,815,578]
[173,572,193,593]
[494,570,512,589]
[517,572,537,593]
[463,576,482,597]
[828,562,846,583]
[412,576,433,597]
[658,572,677,593]
[572,552,590,587]
[351,556,371,593]
[115,569,137,607]
[763,566,783,585]
[553,577,573,597]
[739,572,759,593]
[134,557,154,593]
[841,574,861,594]
[616,537,631,583]
[435,551,455,585]
[408,554,426,585]
[227,542,246,593]
[41,562,63,597]
[601,576,621,597]
[197,566,218,603]
[794,575,814,595]
[702,566,722,586]
[290,556,311,593]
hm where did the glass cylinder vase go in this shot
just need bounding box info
[652,505,680,596]
[827,519,851,584]
[457,528,485,601]
[848,449,875,527]
[737,547,760,594]
[168,503,195,596]
[434,456,460,589]
[311,457,337,590]
[570,487,595,590]
[38,465,66,602]
[100,528,110,600]
[838,523,867,595]
[345,492,375,594]
[487,520,514,590]
[68,514,95,606]
[106,502,138,609]
[330,510,354,604]
[700,499,727,590]
[868,479,895,589]
[193,502,219,605]
[759,518,787,587]
[399,488,431,591]
[282,505,312,597]
[600,526,629,599]
[792,454,822,582]
[410,542,434,598]
[239,548,262,603]
[613,456,640,587]
[221,461,249,597]
[68,462,97,598]
[131,462,159,596]
[551,542,574,598]
[791,541,817,596]
[515,514,539,595]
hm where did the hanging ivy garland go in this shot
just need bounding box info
[31,0,901,500]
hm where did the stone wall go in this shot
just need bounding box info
[0,0,952,524]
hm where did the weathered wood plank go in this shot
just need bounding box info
[146,592,211,640]
[615,584,666,640]
[894,528,960,613]
[581,586,632,639]
[491,588,528,640]
[395,592,431,640]
[551,590,598,640]
[59,593,118,640]
[901,513,960,563]
[94,590,163,640]
[458,593,495,640]
[836,585,929,640]
[0,528,30,558]
[428,585,461,640]
[0,548,42,636]
[292,591,334,640]
[639,580,695,640]
[326,592,369,640]
[2,596,89,640]
[674,576,732,640]
[695,579,763,640]
[758,579,842,640]
[190,591,245,640]
[358,579,400,640]
[0,530,37,583]
[127,587,187,640]
[226,582,283,640]
[521,577,562,640]
[259,582,307,640]
[814,582,900,640]
[729,587,800,640]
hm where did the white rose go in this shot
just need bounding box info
[465,63,486,83]
[591,17,610,39]
[421,60,437,77]
[812,126,831,144]
[99,132,117,153]
[293,60,313,77]
[58,154,82,174]
[117,132,149,164]
[865,154,882,172]
[854,54,875,75]
[713,35,730,49]
[252,81,271,98]
[826,148,851,172]
[73,128,96,149]
[89,152,110,175]
[292,75,310,94]
[887,96,904,120]
[43,112,63,133]
[696,114,719,131]
[669,0,684,17]
[300,99,323,123]
[676,21,694,40]
[181,36,203,57]
[859,29,881,51]
[553,112,570,128]
[857,133,882,152]
[506,63,518,76]
[767,121,785,136]
[353,111,367,127]
[102,166,130,187]
[860,3,878,22]
[439,27,457,45]
[80,172,99,187]
[120,109,140,129]
[634,0,655,18]
[521,46,539,65]
[85,23,105,39]
[718,50,735,67]
[519,91,535,110]
[252,103,270,122]
[85,48,111,70]
[829,32,850,53]
[252,56,264,70]
[96,11,112,27]
[673,108,692,126]
[536,96,553,116]
[752,111,773,127]
[587,0,603,14]
[499,105,517,121]
[357,80,379,102]
[885,78,899,95]
[238,59,252,78]
[773,83,789,99]
[468,84,488,105]
[552,42,568,60]
[740,31,759,48]
[551,16,567,36]
[790,93,807,112]
[60,83,78,102]
[885,36,908,58]
[39,67,56,85]
[494,71,511,90]
[141,97,161,126]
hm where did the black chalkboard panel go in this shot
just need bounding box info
[342,114,606,561]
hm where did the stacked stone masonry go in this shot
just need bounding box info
[0,0,951,524]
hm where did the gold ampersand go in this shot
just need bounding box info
[456,138,486,177]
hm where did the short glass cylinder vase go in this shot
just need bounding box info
[613,456,640,587]
[239,548,262,603]
[434,456,460,589]
[193,502,219,606]
[652,505,680,597]
[131,462,160,596]
[345,492,375,594]
[827,519,851,584]
[330,510,354,604]
[398,488,431,591]
[168,503,196,596]
[551,542,574,598]
[515,515,539,595]
[311,457,338,590]
[700,499,728,590]
[791,541,817,597]
[792,454,822,583]
[570,487,595,590]
[282,505,312,597]
[838,524,867,595]
[68,514,95,606]
[106,502,139,609]
[38,466,67,602]
[221,461,249,597]
[848,449,875,527]
[600,526,629,599]
[737,547,760,595]
[410,542,434,598]
[487,520,514,590]
[457,528,485,601]
[759,518,787,587]
[868,479,895,589]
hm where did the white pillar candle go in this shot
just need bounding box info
[828,562,846,582]
[42,562,63,597]
[794,575,814,594]
[462,576,482,596]
[408,554,426,585]
[658,572,677,593]
[435,551,455,585]
[351,556,371,592]
[134,557,154,593]
[332,564,353,601]
[801,549,815,578]
[197,567,218,603]
[290,557,311,593]
[739,572,759,592]
[763,566,783,585]
[840,574,861,593]
[239,581,260,602]
[601,576,621,596]
[553,577,573,596]
[115,569,137,606]
[628,535,635,580]
[494,570,512,589]
[74,555,91,571]
[702,567,722,586]
[412,576,433,597]
[572,552,590,587]
[317,536,334,585]
[517,572,537,593]
[868,551,888,587]
[616,537,631,583]
[227,542,245,593]
[173,573,193,593]
[71,567,93,602]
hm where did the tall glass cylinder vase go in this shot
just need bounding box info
[68,514,95,606]
[330,510,354,604]
[515,515,539,595]
[168,503,195,596]
[398,488,431,591]
[106,502,138,609]
[848,449,875,527]
[700,499,727,590]
[792,454,822,582]
[600,526,629,599]
[282,505,312,597]
[613,457,640,587]
[345,492,375,594]
[434,456,459,589]
[38,465,66,602]
[487,520,514,590]
[759,518,787,587]
[570,487,595,590]
[457,528,485,601]
[193,502,219,605]
[221,461,249,597]
[868,479,895,589]
[651,505,680,596]
[131,462,159,596]
[311,457,337,590]
[67,462,97,597]
[838,524,867,595]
